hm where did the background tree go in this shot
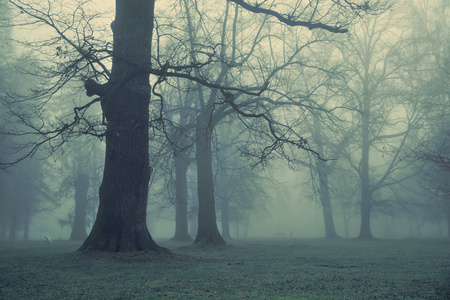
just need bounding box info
[56,139,103,241]
[409,0,450,237]
[214,121,274,240]
[337,9,425,239]
[148,77,197,242]
[0,1,59,242]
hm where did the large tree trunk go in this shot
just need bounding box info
[172,152,192,241]
[70,174,89,241]
[193,115,227,246]
[79,0,165,252]
[317,161,338,238]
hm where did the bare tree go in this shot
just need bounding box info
[409,0,450,237]
[54,138,103,241]
[338,8,427,239]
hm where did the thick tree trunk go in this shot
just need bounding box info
[317,162,338,238]
[193,115,227,246]
[70,174,89,241]
[79,0,165,252]
[172,153,192,241]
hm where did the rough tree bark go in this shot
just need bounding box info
[79,0,165,252]
[70,174,89,241]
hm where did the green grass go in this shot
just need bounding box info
[1,238,449,299]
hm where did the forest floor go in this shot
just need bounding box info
[0,238,449,299]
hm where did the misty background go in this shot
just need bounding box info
[0,0,448,244]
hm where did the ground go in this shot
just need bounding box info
[0,238,449,299]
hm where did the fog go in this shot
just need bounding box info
[5,160,445,242]
[0,0,449,248]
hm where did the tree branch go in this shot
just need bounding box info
[228,0,348,33]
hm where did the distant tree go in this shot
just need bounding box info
[338,9,426,239]
[399,0,449,237]
[0,1,48,241]
[215,122,273,240]
[309,116,356,238]
[68,174,89,240]
[0,167,32,241]
[55,139,103,241]
[167,95,196,242]
[0,158,59,241]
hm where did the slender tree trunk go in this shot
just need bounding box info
[70,174,89,241]
[0,218,7,241]
[317,162,338,238]
[446,207,450,239]
[320,188,338,238]
[447,220,450,239]
[221,196,231,240]
[189,205,198,238]
[22,207,30,241]
[358,90,373,239]
[343,215,350,238]
[79,0,165,252]
[172,153,192,241]
[8,207,17,242]
[312,112,338,239]
[193,115,227,246]
[218,166,231,240]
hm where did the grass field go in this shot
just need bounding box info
[0,238,449,299]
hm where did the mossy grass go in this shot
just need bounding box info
[1,238,449,299]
